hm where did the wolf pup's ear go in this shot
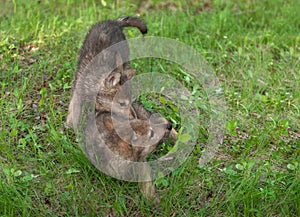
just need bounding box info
[124,69,136,80]
[104,52,124,88]
[115,52,123,72]
[105,72,121,88]
[115,52,137,84]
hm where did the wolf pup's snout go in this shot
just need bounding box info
[167,122,172,130]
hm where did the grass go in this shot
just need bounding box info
[0,0,299,216]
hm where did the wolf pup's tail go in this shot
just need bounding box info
[117,16,147,35]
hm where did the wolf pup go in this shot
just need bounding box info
[67,16,147,128]
[80,109,171,201]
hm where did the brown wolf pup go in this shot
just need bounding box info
[79,99,175,201]
[95,111,172,201]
